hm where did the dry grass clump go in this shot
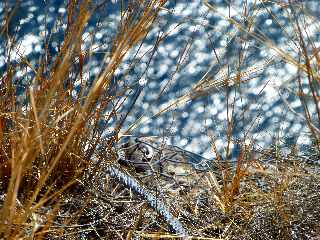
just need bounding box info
[43,144,318,239]
[0,0,319,239]
[0,0,169,238]
[227,155,320,239]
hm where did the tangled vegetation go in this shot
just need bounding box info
[0,0,319,239]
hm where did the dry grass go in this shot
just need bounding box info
[0,0,319,239]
